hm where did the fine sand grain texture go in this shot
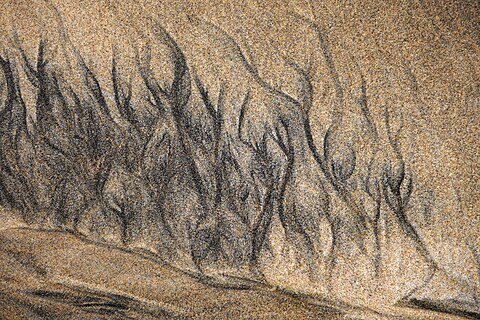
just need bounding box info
[0,0,478,319]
